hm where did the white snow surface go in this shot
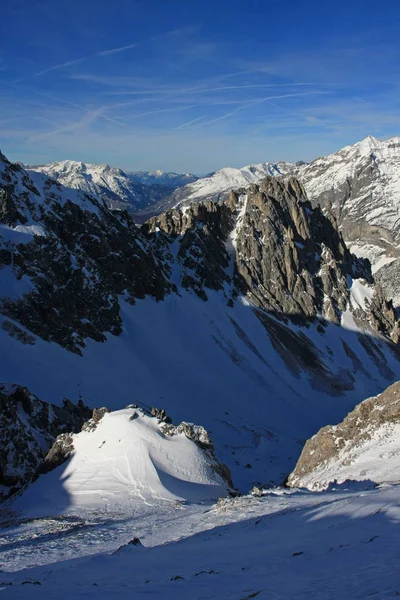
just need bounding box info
[13,408,228,515]
[1,290,400,491]
[341,278,374,332]
[30,160,141,207]
[294,422,400,493]
[173,161,294,206]
[2,483,400,599]
[297,136,400,233]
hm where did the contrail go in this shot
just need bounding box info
[200,91,328,126]
[177,115,207,129]
[13,58,87,83]
[97,43,139,57]
[13,42,141,84]
[33,90,128,128]
[12,28,195,85]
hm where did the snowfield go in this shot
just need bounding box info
[2,483,400,599]
[13,408,229,517]
[2,290,400,491]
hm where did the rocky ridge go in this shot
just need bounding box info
[0,384,91,500]
[1,147,399,353]
[287,381,400,490]
[152,136,400,305]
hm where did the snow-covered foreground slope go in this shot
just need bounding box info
[288,382,400,491]
[13,407,230,515]
[2,483,400,599]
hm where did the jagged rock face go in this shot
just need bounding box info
[144,201,235,301]
[0,384,91,499]
[1,149,399,355]
[287,381,400,490]
[233,177,354,323]
[146,177,399,343]
[375,259,400,309]
[0,152,169,354]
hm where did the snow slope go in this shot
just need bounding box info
[2,291,400,492]
[2,483,400,599]
[13,408,229,515]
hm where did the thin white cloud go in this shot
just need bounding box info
[27,107,106,142]
[96,43,139,57]
[13,57,87,83]
[199,91,329,126]
[12,27,200,85]
[177,115,208,129]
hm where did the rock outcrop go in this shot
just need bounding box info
[0,384,91,499]
[287,381,400,490]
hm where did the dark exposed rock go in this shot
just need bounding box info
[0,189,25,226]
[40,433,74,473]
[0,384,91,499]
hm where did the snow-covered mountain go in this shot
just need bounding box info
[30,137,400,306]
[29,160,192,214]
[129,169,198,188]
[2,150,400,492]
[168,161,294,207]
[293,136,400,270]
[3,148,400,598]
[165,136,400,305]
[13,405,231,513]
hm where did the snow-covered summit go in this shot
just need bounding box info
[30,161,198,214]
[169,161,294,207]
[15,407,230,513]
[30,160,151,212]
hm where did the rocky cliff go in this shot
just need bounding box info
[287,381,400,490]
[0,384,91,500]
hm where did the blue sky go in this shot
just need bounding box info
[2,0,400,172]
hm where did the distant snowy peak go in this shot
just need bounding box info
[30,161,179,213]
[129,169,198,188]
[170,161,294,207]
[292,136,400,303]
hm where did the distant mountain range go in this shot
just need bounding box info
[29,160,198,214]
[28,136,400,306]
